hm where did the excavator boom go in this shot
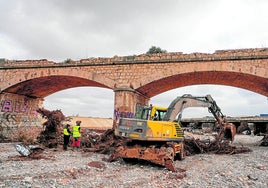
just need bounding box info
[164,94,236,141]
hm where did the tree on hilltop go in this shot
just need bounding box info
[146,46,167,54]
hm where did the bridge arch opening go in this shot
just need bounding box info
[43,86,114,118]
[137,71,268,98]
[1,76,115,128]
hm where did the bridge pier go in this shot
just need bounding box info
[113,88,149,127]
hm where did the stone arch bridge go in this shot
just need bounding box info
[0,48,267,127]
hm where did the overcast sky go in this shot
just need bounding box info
[1,0,267,118]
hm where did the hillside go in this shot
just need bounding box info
[63,116,113,130]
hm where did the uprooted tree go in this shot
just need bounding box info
[36,108,66,148]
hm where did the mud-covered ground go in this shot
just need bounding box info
[0,135,267,188]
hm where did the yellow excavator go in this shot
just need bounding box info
[112,94,236,171]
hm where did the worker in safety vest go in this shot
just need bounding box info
[72,120,82,151]
[63,124,71,151]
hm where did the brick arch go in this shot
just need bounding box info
[2,67,115,98]
[136,71,268,98]
[3,75,112,98]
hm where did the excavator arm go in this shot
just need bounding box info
[163,94,236,141]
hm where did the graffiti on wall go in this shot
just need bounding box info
[0,112,41,127]
[1,98,38,114]
[0,93,42,127]
[114,109,134,119]
[114,109,134,124]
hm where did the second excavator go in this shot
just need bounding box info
[110,94,236,171]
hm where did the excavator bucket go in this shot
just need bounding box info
[223,123,236,141]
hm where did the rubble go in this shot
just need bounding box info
[81,128,251,157]
[77,127,252,173]
[82,129,124,154]
[88,161,106,169]
[260,134,268,146]
[1,107,260,175]
[183,131,252,155]
[10,120,252,171]
[14,143,44,159]
[0,135,267,187]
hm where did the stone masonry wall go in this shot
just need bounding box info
[0,47,267,97]
[0,93,43,128]
[1,48,268,66]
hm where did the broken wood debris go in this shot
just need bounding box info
[82,129,252,157]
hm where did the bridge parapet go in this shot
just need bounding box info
[75,48,268,64]
[1,59,56,67]
[1,48,268,68]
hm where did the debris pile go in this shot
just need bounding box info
[82,128,251,158]
[183,125,251,155]
[184,133,251,155]
[260,134,268,146]
[237,122,268,147]
[14,107,253,171]
[82,129,124,154]
[36,108,65,148]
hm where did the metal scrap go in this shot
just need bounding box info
[14,143,44,159]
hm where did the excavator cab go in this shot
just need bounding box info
[135,105,167,121]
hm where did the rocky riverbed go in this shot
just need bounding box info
[0,135,267,188]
